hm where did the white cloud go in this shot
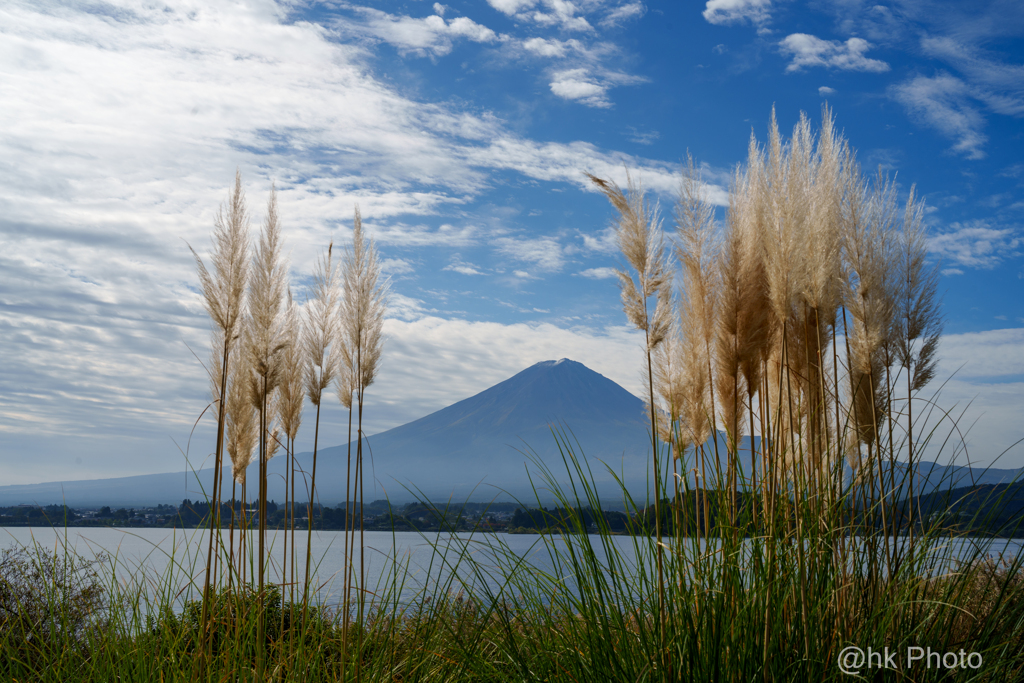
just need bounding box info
[368,223,479,248]
[578,266,618,279]
[581,226,619,252]
[703,0,771,30]
[928,327,1024,467]
[433,3,447,16]
[447,16,501,43]
[529,41,647,108]
[550,69,610,107]
[443,255,485,275]
[891,73,988,159]
[381,257,415,274]
[488,0,593,31]
[600,2,646,28]
[819,86,836,96]
[626,126,660,145]
[928,221,1022,268]
[466,137,686,200]
[523,37,569,58]
[921,36,1024,117]
[343,8,500,57]
[445,264,484,275]
[487,0,538,15]
[779,34,890,73]
[495,235,566,271]
[388,293,433,321]
[530,5,593,31]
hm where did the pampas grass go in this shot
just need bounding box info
[189,169,251,656]
[277,288,304,626]
[303,241,340,614]
[243,183,289,670]
[586,169,672,662]
[588,107,961,672]
[338,205,388,683]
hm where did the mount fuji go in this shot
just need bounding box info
[0,359,654,507]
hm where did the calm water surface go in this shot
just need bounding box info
[3,527,1021,612]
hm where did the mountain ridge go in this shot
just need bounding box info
[1,358,1020,507]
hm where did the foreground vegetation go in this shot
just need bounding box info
[2,443,1024,682]
[3,107,1023,681]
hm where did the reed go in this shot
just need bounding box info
[337,205,388,683]
[586,169,673,666]
[277,289,304,636]
[243,183,289,671]
[189,169,251,665]
[303,240,340,623]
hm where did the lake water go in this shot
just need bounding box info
[4,527,1022,614]
[1,526,616,610]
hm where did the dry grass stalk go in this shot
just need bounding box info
[303,241,341,613]
[895,187,942,395]
[674,157,720,484]
[895,187,942,535]
[227,350,258,487]
[276,289,303,609]
[586,169,671,664]
[651,324,685,449]
[586,173,672,351]
[339,205,388,683]
[225,334,257,584]
[842,169,898,458]
[190,170,251,651]
[244,184,289,666]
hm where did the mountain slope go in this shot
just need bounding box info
[0,359,653,506]
[2,358,1020,508]
[295,358,653,502]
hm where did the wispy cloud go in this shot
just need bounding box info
[523,36,570,57]
[578,266,618,279]
[580,226,619,253]
[337,6,502,57]
[928,221,1022,269]
[626,126,660,145]
[486,0,593,31]
[891,73,987,159]
[703,0,771,31]
[495,235,566,272]
[381,257,416,275]
[920,36,1024,117]
[600,2,646,28]
[779,34,890,73]
[515,36,648,108]
[550,68,613,107]
[443,255,485,275]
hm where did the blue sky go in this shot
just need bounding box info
[1,0,1022,485]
